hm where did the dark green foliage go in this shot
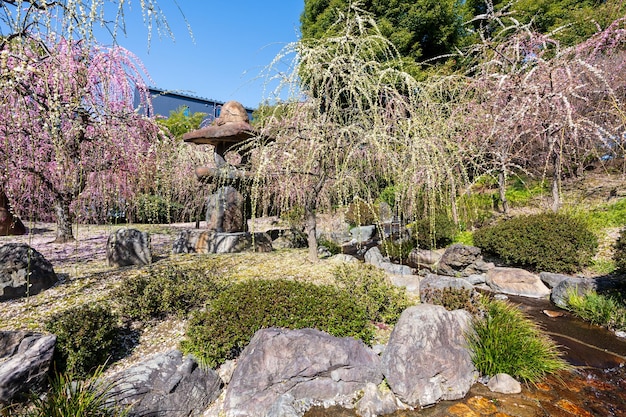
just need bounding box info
[614,228,626,274]
[333,263,412,324]
[113,263,226,321]
[467,298,570,382]
[155,105,207,140]
[380,239,415,264]
[421,286,482,316]
[567,288,626,331]
[318,236,342,255]
[181,279,373,368]
[473,213,598,273]
[345,199,378,226]
[301,0,469,66]
[132,193,183,224]
[27,366,128,417]
[410,213,458,250]
[45,304,120,378]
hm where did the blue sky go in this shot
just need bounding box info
[108,1,304,109]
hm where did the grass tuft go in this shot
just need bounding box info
[467,298,570,383]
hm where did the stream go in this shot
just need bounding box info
[305,295,626,417]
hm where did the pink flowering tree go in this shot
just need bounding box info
[0,38,162,242]
[460,10,626,213]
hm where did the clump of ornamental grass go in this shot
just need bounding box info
[467,298,570,383]
[26,366,128,417]
[566,288,626,331]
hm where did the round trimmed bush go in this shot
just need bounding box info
[181,279,373,368]
[473,212,597,273]
[45,304,120,378]
[113,263,226,320]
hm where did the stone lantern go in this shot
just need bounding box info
[182,101,254,233]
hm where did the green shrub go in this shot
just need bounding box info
[27,366,128,417]
[345,199,378,226]
[133,193,183,224]
[332,263,411,324]
[181,279,373,368]
[614,228,626,273]
[566,288,626,331]
[379,239,415,264]
[317,236,342,255]
[473,213,598,273]
[113,263,226,321]
[467,298,570,383]
[421,287,482,316]
[45,304,120,378]
[410,213,458,250]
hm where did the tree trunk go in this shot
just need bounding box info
[54,199,75,243]
[305,203,318,263]
[449,176,459,225]
[551,158,561,212]
[498,170,509,215]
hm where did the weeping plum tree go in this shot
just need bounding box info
[0,0,176,45]
[461,6,626,212]
[248,5,469,262]
[0,38,161,242]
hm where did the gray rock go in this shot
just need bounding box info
[172,230,272,254]
[550,277,596,308]
[106,228,152,268]
[272,229,307,250]
[0,243,57,301]
[381,304,477,408]
[539,272,573,289]
[420,273,474,294]
[388,274,420,294]
[0,331,56,403]
[328,254,359,263]
[406,248,442,269]
[487,373,522,394]
[206,185,244,233]
[265,393,300,417]
[364,246,387,267]
[437,244,483,276]
[223,327,382,417]
[356,382,401,417]
[107,350,222,417]
[350,225,376,244]
[364,247,413,276]
[486,267,551,298]
[466,274,487,285]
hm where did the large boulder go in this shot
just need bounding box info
[550,276,596,308]
[106,228,152,268]
[107,350,222,417]
[486,267,551,298]
[206,186,244,233]
[0,243,57,301]
[0,331,56,403]
[381,304,477,408]
[406,248,442,270]
[223,327,383,417]
[437,244,494,277]
[172,230,272,254]
[365,246,414,276]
